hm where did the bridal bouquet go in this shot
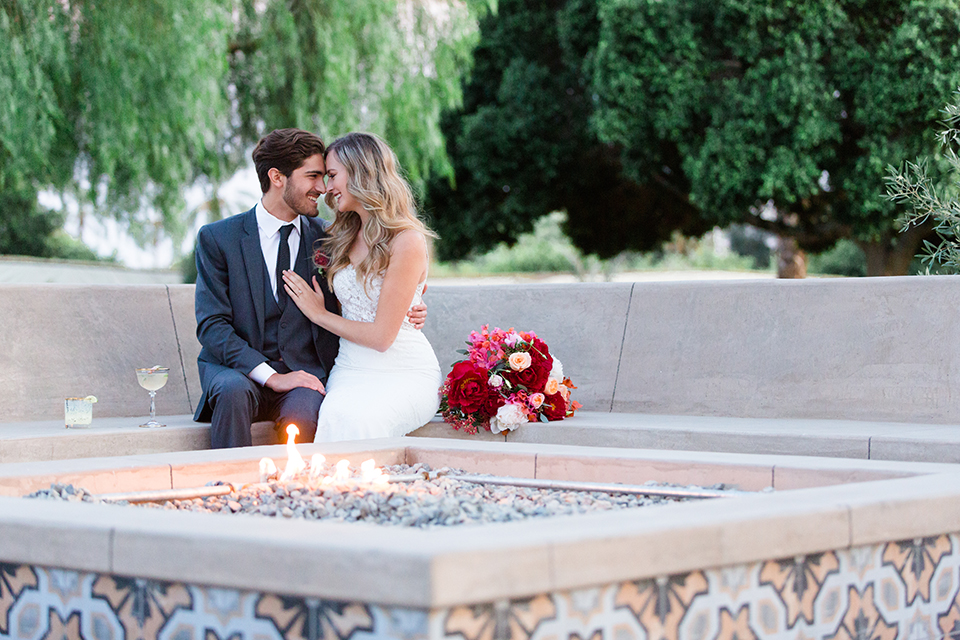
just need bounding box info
[440,325,581,435]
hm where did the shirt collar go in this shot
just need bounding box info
[256,200,302,238]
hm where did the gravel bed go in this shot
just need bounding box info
[25,463,744,528]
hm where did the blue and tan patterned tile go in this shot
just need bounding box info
[255,594,375,640]
[826,584,897,640]
[882,535,953,606]
[442,601,500,640]
[615,572,709,640]
[358,606,429,640]
[531,586,645,640]
[1,563,39,636]
[937,599,960,639]
[759,552,840,629]
[159,586,279,640]
[43,608,83,639]
[713,605,758,640]
[92,575,191,640]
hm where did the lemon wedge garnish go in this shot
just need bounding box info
[84,396,98,403]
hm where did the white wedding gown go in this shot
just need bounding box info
[314,264,441,442]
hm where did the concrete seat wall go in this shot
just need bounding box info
[0,285,196,422]
[3,276,959,428]
[421,284,633,412]
[613,276,960,423]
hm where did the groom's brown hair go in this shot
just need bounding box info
[253,128,326,193]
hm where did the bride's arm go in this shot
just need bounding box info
[282,231,427,352]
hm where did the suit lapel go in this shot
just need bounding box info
[300,218,330,292]
[240,210,266,334]
[300,217,330,348]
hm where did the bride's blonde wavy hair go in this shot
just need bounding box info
[321,132,436,290]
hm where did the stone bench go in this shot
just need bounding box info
[3,276,960,462]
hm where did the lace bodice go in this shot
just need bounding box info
[332,264,424,330]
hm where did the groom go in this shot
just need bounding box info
[193,128,425,448]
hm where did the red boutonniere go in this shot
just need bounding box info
[313,248,330,278]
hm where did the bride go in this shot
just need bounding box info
[281,132,441,442]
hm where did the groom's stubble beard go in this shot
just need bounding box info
[283,180,321,218]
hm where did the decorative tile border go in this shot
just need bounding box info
[3,534,960,639]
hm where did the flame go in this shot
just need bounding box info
[259,457,278,483]
[360,459,376,482]
[279,424,306,481]
[360,458,386,484]
[309,453,327,478]
[260,448,388,487]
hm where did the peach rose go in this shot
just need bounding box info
[508,352,532,371]
[544,378,560,395]
[529,393,545,408]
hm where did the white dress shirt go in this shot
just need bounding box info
[248,201,302,386]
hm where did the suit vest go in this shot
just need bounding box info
[260,244,327,380]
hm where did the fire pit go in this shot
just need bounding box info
[29,463,738,527]
[2,438,960,639]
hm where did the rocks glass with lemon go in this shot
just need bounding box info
[64,395,98,429]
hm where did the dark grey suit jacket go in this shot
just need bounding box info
[193,207,340,421]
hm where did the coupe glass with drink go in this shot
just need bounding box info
[136,366,169,428]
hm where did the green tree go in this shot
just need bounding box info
[1,0,233,255]
[0,0,481,259]
[425,0,706,262]
[887,94,960,272]
[590,0,960,276]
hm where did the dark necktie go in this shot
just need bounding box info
[277,224,294,310]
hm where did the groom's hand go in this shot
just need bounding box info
[407,304,427,329]
[407,283,427,330]
[265,371,326,395]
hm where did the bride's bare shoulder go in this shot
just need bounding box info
[389,229,427,256]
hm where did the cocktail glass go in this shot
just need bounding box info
[64,396,97,429]
[136,366,169,428]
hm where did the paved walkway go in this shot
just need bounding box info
[427,269,776,286]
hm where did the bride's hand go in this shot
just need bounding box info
[282,270,328,323]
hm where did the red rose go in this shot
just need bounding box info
[530,338,551,365]
[445,361,490,414]
[480,391,506,418]
[313,249,330,269]
[504,343,551,391]
[505,363,549,392]
[542,391,567,421]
